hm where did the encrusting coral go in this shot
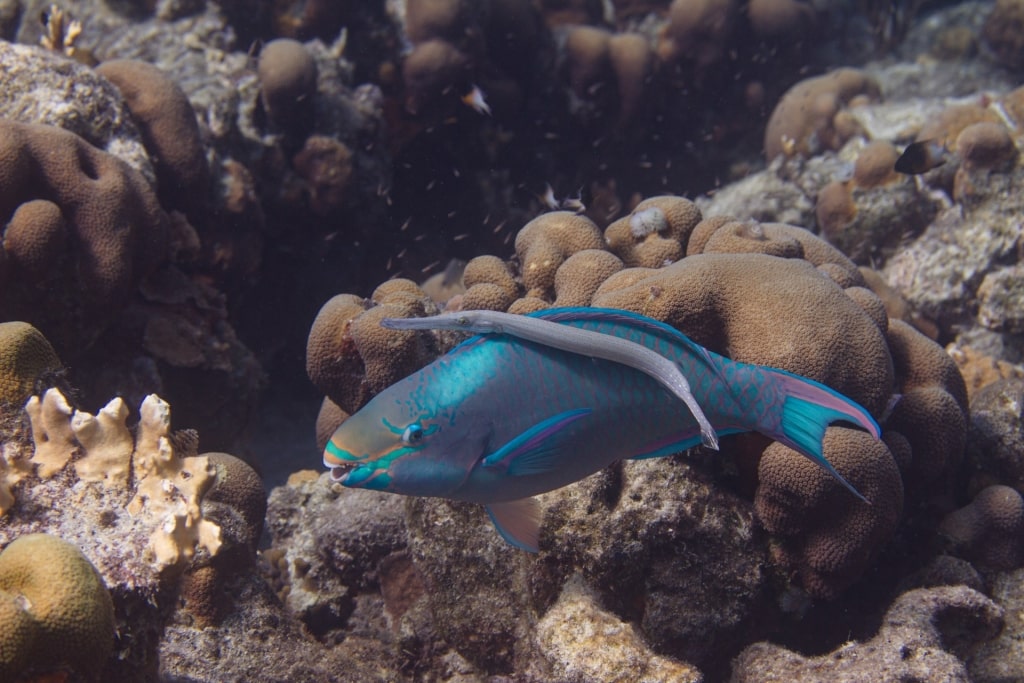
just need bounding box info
[0,533,115,681]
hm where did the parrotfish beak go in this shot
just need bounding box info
[326,463,392,491]
[324,439,393,491]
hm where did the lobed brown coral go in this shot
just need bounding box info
[307,281,446,414]
[257,38,319,132]
[0,119,170,353]
[657,0,738,74]
[96,59,209,220]
[763,68,880,162]
[940,484,1024,570]
[308,194,968,599]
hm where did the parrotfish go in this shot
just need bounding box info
[324,307,880,552]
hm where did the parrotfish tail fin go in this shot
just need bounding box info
[769,369,881,505]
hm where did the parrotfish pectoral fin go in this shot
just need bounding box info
[771,370,881,504]
[483,409,592,475]
[486,498,542,552]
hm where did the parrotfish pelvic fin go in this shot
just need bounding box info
[486,498,542,552]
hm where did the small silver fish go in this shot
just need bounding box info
[461,85,491,116]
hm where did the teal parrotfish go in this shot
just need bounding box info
[323,307,881,552]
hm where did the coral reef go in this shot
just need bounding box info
[2,0,1024,679]
[305,191,974,606]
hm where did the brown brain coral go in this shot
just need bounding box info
[657,0,738,73]
[307,281,445,414]
[257,38,319,131]
[940,484,1024,570]
[514,211,605,298]
[756,428,903,598]
[605,195,703,268]
[95,59,209,220]
[592,254,892,413]
[885,319,968,489]
[0,120,170,352]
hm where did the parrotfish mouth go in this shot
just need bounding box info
[327,464,351,482]
[325,462,392,490]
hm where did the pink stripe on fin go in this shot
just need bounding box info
[774,371,880,438]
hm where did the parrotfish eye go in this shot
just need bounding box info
[402,423,425,445]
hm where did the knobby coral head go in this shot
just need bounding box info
[309,197,968,599]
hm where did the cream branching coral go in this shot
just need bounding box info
[71,397,133,488]
[19,390,223,573]
[25,388,76,478]
[127,395,222,572]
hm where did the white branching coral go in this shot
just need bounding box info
[19,390,223,573]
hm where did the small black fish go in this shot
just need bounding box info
[895,139,948,175]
